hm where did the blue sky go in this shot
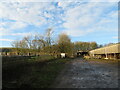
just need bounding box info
[0,1,118,47]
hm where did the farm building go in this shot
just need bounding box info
[0,48,22,56]
[77,51,89,57]
[0,48,36,56]
[89,43,120,59]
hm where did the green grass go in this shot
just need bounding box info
[3,56,72,88]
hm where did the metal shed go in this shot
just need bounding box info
[89,43,120,59]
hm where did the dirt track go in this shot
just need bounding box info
[52,58,119,88]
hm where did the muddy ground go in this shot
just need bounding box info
[51,58,119,88]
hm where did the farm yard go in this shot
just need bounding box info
[52,58,119,88]
[2,56,119,88]
[2,43,120,88]
[1,1,119,89]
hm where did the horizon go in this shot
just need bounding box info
[0,1,118,47]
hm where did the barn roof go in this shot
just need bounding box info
[89,43,120,54]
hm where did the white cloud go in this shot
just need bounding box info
[1,0,119,2]
[0,2,50,27]
[90,0,119,2]
[62,2,117,37]
[0,21,28,37]
[0,27,9,36]
[44,12,52,18]
[57,2,71,9]
[0,32,41,38]
[0,2,54,37]
[0,39,14,41]
[108,10,118,19]
[0,32,34,37]
[10,21,27,30]
[112,36,120,39]
[63,3,101,28]
[65,29,94,37]
[0,2,118,38]
[9,32,33,36]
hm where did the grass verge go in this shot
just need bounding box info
[3,56,72,88]
[85,58,119,65]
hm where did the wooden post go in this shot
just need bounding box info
[105,48,108,59]
[93,51,94,58]
[114,53,116,60]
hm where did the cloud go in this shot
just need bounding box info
[1,0,119,2]
[0,27,9,36]
[10,21,27,30]
[0,2,65,32]
[0,2,50,26]
[0,21,28,37]
[0,32,35,37]
[112,36,120,39]
[0,2,55,37]
[0,39,14,42]
[9,32,33,36]
[62,2,117,37]
[0,2,118,38]
[64,29,94,37]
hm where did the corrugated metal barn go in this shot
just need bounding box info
[89,43,120,59]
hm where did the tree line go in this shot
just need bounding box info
[11,28,101,57]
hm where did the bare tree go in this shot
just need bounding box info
[45,28,54,46]
[32,34,47,50]
[11,40,28,55]
[23,36,33,49]
[11,40,20,48]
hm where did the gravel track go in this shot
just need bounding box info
[52,58,118,88]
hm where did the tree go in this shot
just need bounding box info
[89,42,98,50]
[11,40,20,48]
[23,36,33,49]
[11,40,28,55]
[45,28,54,46]
[74,41,98,52]
[57,33,73,57]
[98,44,103,48]
[11,29,55,55]
[32,34,46,50]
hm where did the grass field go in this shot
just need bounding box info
[2,56,72,88]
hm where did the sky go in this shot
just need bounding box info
[0,0,119,47]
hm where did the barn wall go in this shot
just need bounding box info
[89,44,120,54]
[89,44,120,59]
